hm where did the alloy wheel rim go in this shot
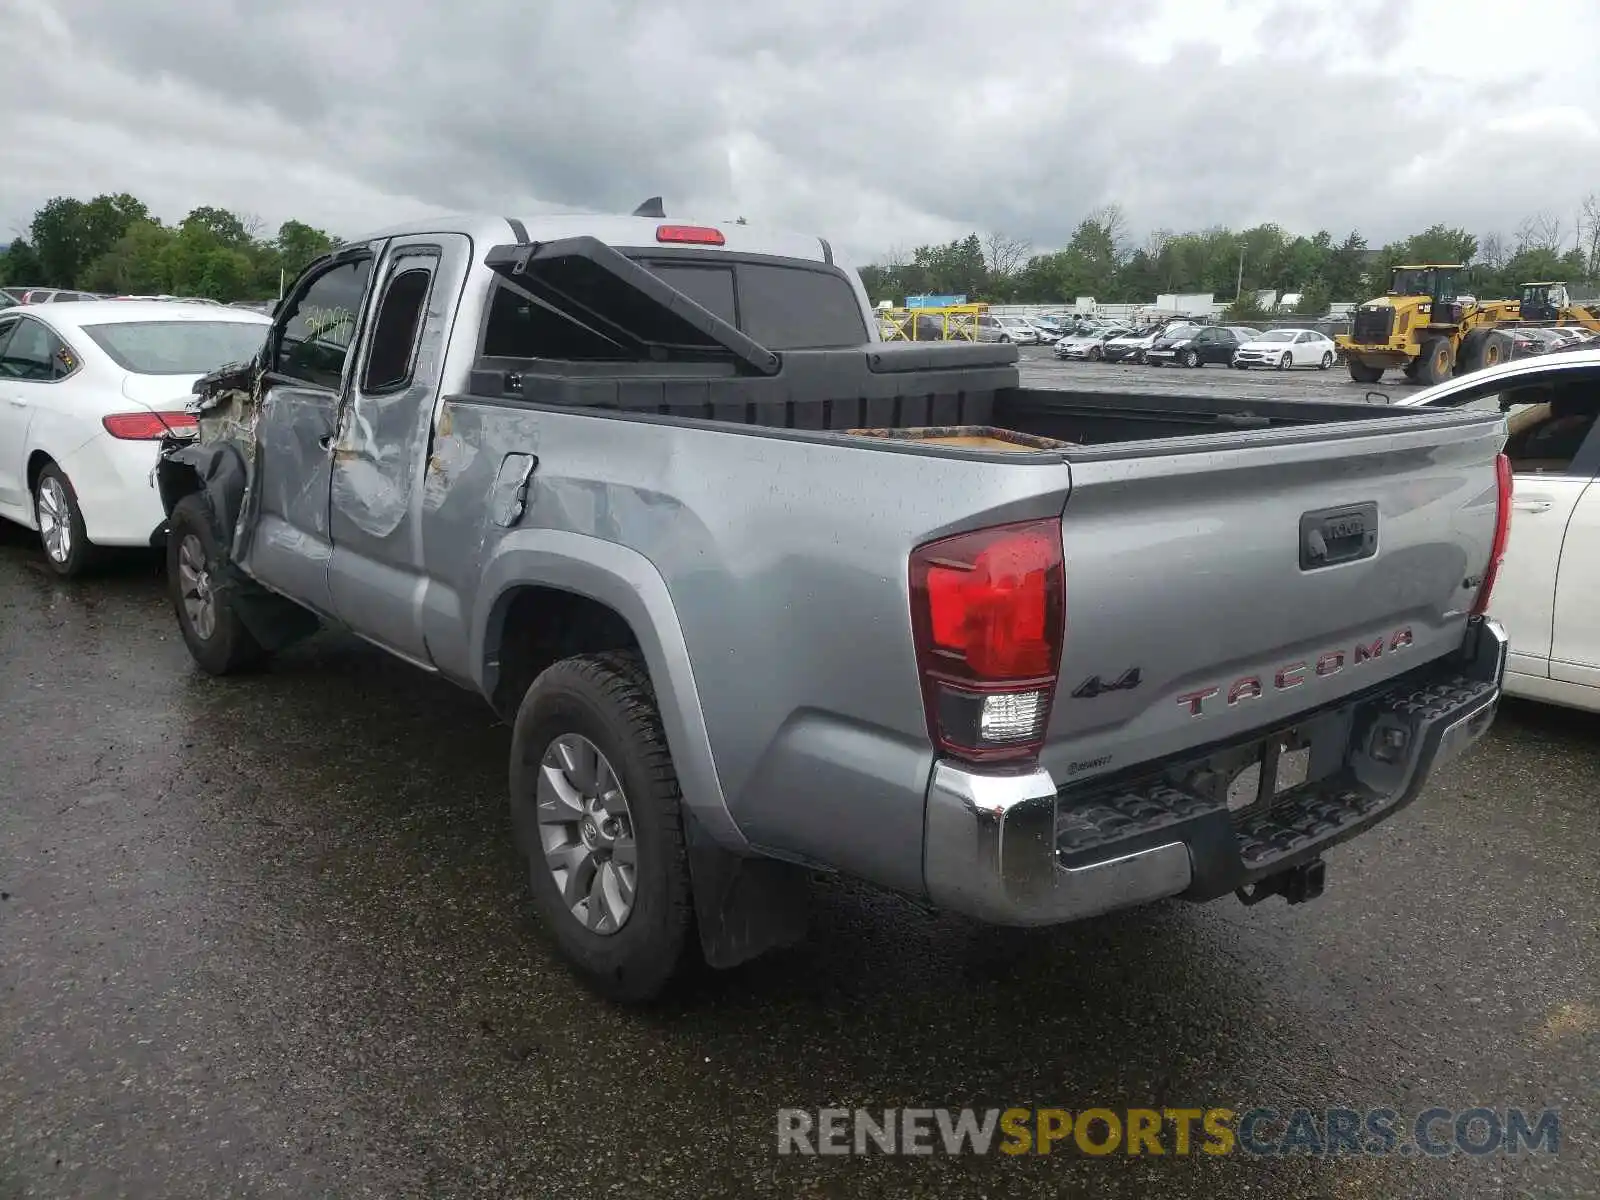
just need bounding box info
[536,733,638,935]
[177,534,217,640]
[37,478,71,563]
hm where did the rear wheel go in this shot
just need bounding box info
[1481,330,1512,370]
[1416,337,1453,386]
[1319,351,1334,370]
[167,494,268,675]
[1347,359,1384,383]
[510,651,694,1003]
[33,464,95,578]
[1457,328,1489,374]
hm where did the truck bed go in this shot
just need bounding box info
[465,339,1496,458]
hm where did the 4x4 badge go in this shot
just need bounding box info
[1072,668,1142,699]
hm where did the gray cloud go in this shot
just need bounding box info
[4,0,1599,262]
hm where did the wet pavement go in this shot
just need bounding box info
[1017,345,1414,401]
[1,523,1596,1199]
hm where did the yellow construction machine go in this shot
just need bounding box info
[1517,281,1600,331]
[877,303,987,342]
[1336,264,1519,385]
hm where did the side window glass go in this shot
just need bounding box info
[1459,392,1504,414]
[0,321,65,381]
[361,257,437,393]
[276,257,374,389]
[0,318,18,359]
[1502,381,1599,474]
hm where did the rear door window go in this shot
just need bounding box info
[0,319,71,381]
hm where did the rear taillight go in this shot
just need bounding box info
[656,224,725,246]
[909,518,1065,763]
[1471,452,1514,617]
[102,411,198,440]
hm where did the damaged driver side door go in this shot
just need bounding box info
[326,233,470,665]
[239,250,376,616]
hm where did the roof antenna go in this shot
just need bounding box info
[632,196,665,218]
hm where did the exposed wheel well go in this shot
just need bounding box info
[26,451,54,495]
[488,587,642,721]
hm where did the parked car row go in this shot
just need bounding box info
[3,289,273,311]
[2,287,103,305]
[1052,321,1339,369]
[1505,325,1599,359]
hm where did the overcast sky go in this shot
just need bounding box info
[5,0,1598,262]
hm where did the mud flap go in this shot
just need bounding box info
[683,808,810,969]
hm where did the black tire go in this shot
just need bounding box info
[1088,346,1101,361]
[509,651,694,1004]
[1416,336,1453,385]
[1232,361,1248,370]
[167,493,267,675]
[1457,328,1489,374]
[1182,349,1199,368]
[1348,359,1384,383]
[1319,351,1334,370]
[999,335,1011,343]
[1277,352,1293,370]
[33,463,96,578]
[1481,330,1513,370]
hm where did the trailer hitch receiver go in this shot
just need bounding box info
[1236,857,1327,907]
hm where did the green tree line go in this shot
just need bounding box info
[861,201,1600,311]
[0,193,340,301]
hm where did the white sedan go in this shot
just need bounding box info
[1400,348,1600,712]
[1231,328,1337,370]
[0,301,271,576]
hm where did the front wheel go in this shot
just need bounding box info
[510,651,695,1004]
[1277,352,1293,370]
[167,494,267,675]
[1182,349,1199,368]
[1319,351,1334,370]
[1347,359,1384,383]
[33,464,95,578]
[1416,337,1453,386]
[1088,346,1101,361]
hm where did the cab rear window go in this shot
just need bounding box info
[640,260,867,350]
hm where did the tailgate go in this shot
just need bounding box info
[1041,411,1506,786]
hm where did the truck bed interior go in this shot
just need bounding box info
[469,239,1485,459]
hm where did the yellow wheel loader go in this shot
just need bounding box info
[1518,281,1600,331]
[1335,264,1519,385]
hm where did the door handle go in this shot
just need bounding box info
[6,396,26,408]
[1512,499,1553,514]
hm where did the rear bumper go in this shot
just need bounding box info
[58,434,167,547]
[922,618,1507,926]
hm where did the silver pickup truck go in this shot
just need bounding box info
[156,211,1510,1001]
